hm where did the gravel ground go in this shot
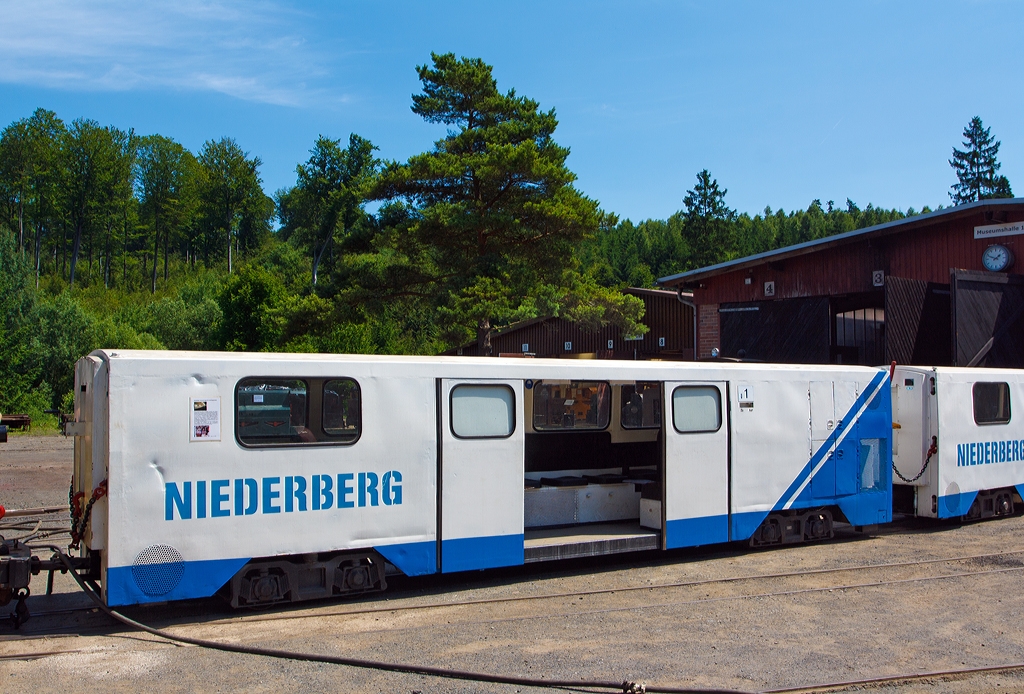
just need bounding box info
[3,435,1024,693]
[0,433,72,511]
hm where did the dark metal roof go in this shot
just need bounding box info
[622,286,689,299]
[657,198,1024,287]
[476,287,692,339]
[441,287,694,356]
[474,287,692,338]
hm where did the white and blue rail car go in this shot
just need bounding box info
[892,366,1024,520]
[70,351,892,608]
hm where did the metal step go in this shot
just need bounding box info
[523,522,659,563]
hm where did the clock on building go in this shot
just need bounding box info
[982,244,1014,272]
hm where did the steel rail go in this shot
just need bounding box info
[497,564,1024,628]
[0,648,85,661]
[225,564,1024,638]
[12,553,1020,645]
[760,660,1024,693]
[7,554,1024,694]
[53,553,748,694]
[206,547,1024,627]
[7,547,1024,634]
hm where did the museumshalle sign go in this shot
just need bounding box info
[975,221,1024,239]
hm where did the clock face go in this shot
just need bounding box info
[982,244,1014,272]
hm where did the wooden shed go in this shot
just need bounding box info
[657,198,1024,368]
[444,287,694,360]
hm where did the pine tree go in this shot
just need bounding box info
[990,175,1014,199]
[949,116,1012,204]
[682,169,736,269]
[368,53,644,354]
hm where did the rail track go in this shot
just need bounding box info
[4,543,1024,693]
[216,547,1024,625]
[3,646,1024,694]
[5,546,1024,638]
[764,662,1024,693]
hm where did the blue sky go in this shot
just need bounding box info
[1,1,1020,222]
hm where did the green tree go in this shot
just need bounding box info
[196,138,271,271]
[590,195,913,287]
[950,116,1013,204]
[0,119,31,254]
[138,295,220,351]
[137,135,194,291]
[61,119,125,288]
[34,290,171,410]
[90,127,138,290]
[218,263,286,351]
[36,292,94,408]
[26,110,66,287]
[371,53,639,354]
[734,207,781,258]
[277,134,378,287]
[0,227,43,414]
[579,212,688,288]
[989,174,1013,199]
[165,274,224,349]
[682,169,736,269]
[0,110,67,287]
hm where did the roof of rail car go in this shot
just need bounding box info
[92,349,886,378]
[898,365,1024,378]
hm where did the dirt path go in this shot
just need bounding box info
[0,434,73,511]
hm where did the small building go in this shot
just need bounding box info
[657,198,1024,368]
[445,287,694,360]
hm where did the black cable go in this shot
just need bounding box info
[54,553,747,694]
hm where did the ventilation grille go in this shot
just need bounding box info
[132,544,185,596]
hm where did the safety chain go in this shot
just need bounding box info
[68,476,81,529]
[69,478,107,551]
[893,436,937,483]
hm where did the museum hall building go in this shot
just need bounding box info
[657,198,1024,368]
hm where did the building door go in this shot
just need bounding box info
[663,381,730,548]
[719,297,831,363]
[951,270,1024,368]
[438,379,525,573]
[884,277,951,366]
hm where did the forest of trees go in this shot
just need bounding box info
[0,54,1013,426]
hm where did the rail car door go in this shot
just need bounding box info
[73,355,109,551]
[891,369,930,487]
[809,380,861,500]
[663,381,730,549]
[438,379,525,573]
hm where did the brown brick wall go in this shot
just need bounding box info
[697,303,719,358]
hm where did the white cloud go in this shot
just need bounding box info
[0,0,337,107]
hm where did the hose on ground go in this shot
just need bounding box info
[53,552,747,694]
